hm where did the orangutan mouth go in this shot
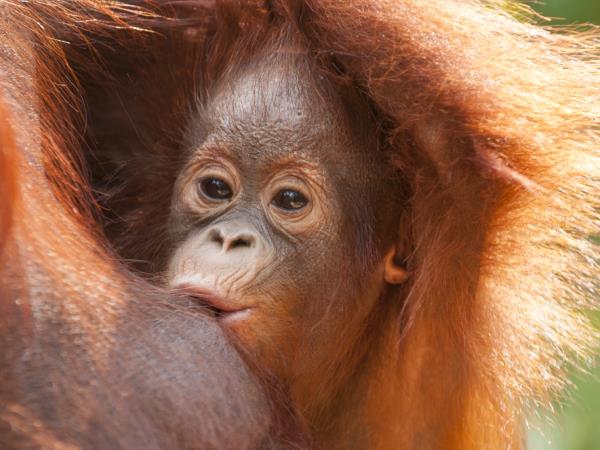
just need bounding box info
[175,284,251,321]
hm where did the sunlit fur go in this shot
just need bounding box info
[0,1,598,449]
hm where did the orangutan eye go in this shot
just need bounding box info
[199,177,233,201]
[272,189,309,211]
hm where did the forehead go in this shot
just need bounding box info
[189,56,364,167]
[210,61,321,131]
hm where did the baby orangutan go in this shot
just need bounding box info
[2,1,598,449]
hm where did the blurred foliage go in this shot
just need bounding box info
[530,0,600,25]
[528,312,600,450]
[524,3,600,450]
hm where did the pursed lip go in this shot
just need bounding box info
[173,283,252,321]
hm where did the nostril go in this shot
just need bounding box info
[208,229,224,246]
[224,233,256,251]
[230,237,252,249]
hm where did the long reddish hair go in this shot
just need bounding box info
[0,1,598,448]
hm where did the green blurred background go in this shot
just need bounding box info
[525,3,599,449]
[532,0,600,25]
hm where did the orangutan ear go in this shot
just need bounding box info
[383,247,408,285]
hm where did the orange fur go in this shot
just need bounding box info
[0,1,598,449]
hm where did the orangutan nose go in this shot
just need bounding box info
[207,226,257,252]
